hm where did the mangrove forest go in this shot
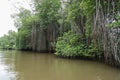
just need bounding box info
[0,0,120,68]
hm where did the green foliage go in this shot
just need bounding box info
[14,8,34,50]
[16,27,31,50]
[67,0,82,21]
[55,31,101,58]
[80,0,95,16]
[0,30,16,49]
[12,8,31,29]
[107,14,120,28]
[35,0,60,28]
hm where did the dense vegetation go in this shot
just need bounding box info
[0,30,16,49]
[55,31,101,58]
[0,0,120,67]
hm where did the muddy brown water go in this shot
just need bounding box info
[0,50,120,80]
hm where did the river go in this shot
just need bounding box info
[0,50,120,80]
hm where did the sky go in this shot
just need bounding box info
[0,0,31,37]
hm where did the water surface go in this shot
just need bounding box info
[0,50,120,80]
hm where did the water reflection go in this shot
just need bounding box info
[0,51,18,80]
[0,50,120,80]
